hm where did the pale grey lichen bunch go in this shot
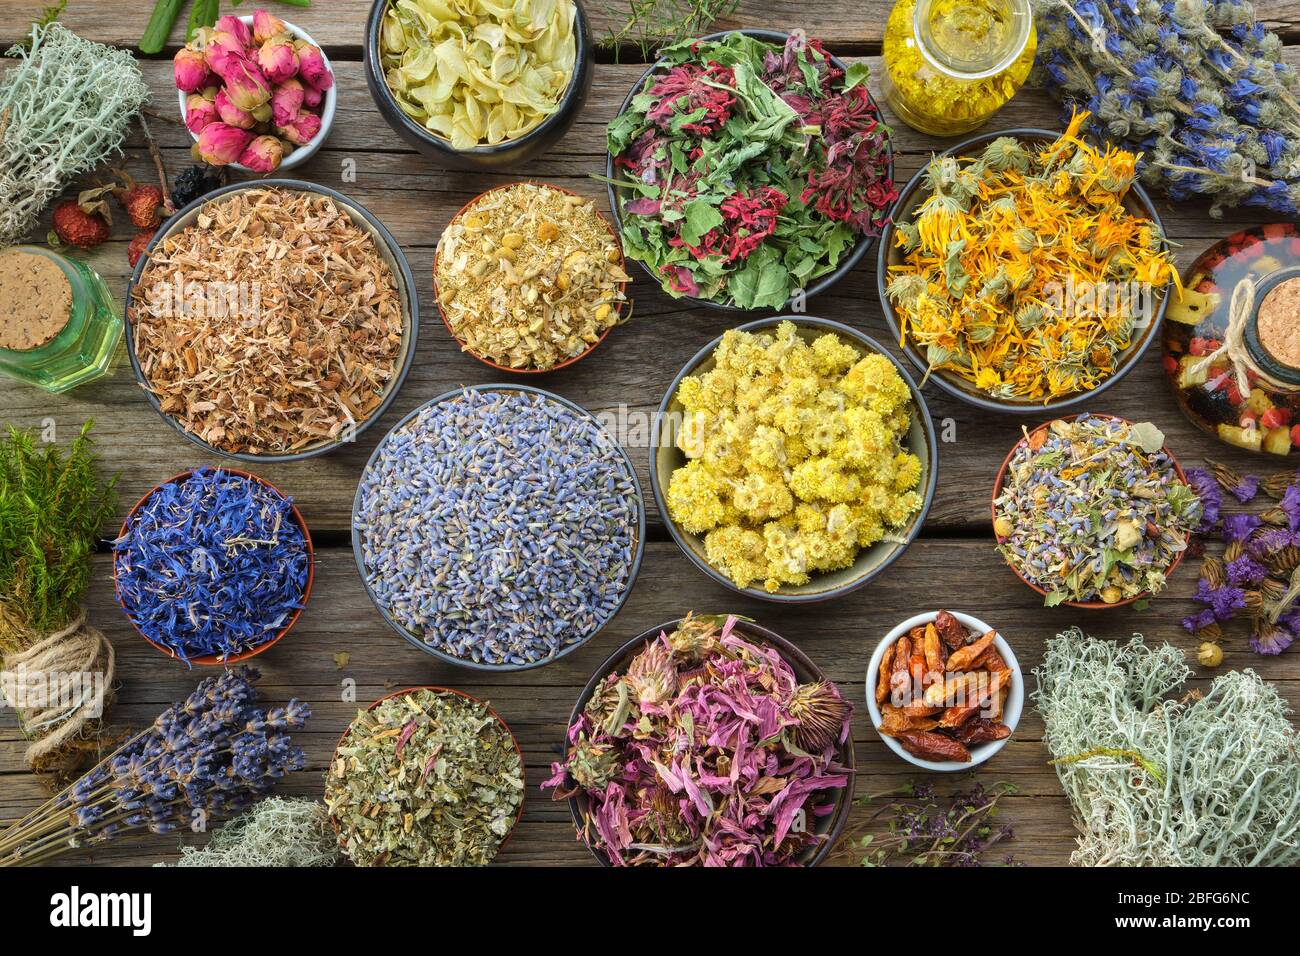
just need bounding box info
[355,388,640,667]
[1036,630,1300,866]
[0,23,148,247]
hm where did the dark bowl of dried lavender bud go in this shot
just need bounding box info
[991,413,1199,609]
[351,383,646,671]
[113,467,315,666]
[124,180,419,463]
[554,615,856,867]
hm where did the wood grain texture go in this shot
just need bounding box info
[1,10,1298,868]
[9,0,1300,53]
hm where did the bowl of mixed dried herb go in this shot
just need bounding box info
[124,181,418,462]
[991,414,1202,609]
[878,117,1177,413]
[364,0,593,170]
[113,467,314,666]
[433,181,630,372]
[352,384,645,670]
[652,316,937,602]
[866,610,1022,771]
[547,613,855,867]
[605,29,895,312]
[326,686,525,866]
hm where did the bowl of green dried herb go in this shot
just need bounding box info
[605,29,895,312]
[877,122,1175,414]
[326,686,526,867]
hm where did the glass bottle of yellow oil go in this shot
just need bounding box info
[881,0,1036,137]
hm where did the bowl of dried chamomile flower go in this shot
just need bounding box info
[877,119,1176,414]
[124,180,419,462]
[433,181,630,373]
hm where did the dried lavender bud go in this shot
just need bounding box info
[355,387,641,668]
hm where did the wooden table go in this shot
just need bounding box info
[2,1,1298,867]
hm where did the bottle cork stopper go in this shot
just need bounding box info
[1257,276,1300,371]
[0,250,73,352]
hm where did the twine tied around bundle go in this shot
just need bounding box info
[1192,275,1300,396]
[0,609,115,770]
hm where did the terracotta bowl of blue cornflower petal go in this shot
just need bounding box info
[113,468,315,665]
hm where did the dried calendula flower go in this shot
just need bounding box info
[885,110,1180,403]
[380,0,576,149]
[129,187,404,455]
[435,183,629,370]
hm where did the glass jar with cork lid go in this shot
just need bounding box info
[0,246,122,393]
[880,0,1036,137]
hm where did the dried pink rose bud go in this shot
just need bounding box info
[301,81,323,110]
[223,60,272,112]
[215,87,257,129]
[271,78,306,128]
[173,46,211,93]
[278,108,322,146]
[294,40,333,92]
[195,122,253,166]
[258,35,299,85]
[185,88,220,135]
[252,9,287,46]
[238,134,284,173]
[214,14,252,48]
[203,30,247,79]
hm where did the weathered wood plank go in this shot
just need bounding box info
[2,541,1296,865]
[8,0,1300,54]
[0,58,1287,534]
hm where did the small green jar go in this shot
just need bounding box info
[0,246,123,393]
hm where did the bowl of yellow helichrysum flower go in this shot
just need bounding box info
[877,116,1176,414]
[651,316,937,602]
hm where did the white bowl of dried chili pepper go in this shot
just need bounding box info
[866,610,1022,771]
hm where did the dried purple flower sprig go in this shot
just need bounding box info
[1183,462,1300,656]
[0,667,309,866]
[833,781,1018,867]
[1033,0,1300,217]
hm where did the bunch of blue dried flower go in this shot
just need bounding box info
[0,667,309,867]
[1032,0,1300,217]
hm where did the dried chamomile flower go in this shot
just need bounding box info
[380,0,576,149]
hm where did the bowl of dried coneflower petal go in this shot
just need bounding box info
[124,180,419,462]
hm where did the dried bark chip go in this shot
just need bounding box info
[129,188,403,454]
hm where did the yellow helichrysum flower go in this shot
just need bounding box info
[667,321,922,591]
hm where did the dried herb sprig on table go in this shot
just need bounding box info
[601,0,740,58]
[0,667,310,867]
[0,423,119,773]
[0,23,148,247]
[1033,0,1300,217]
[1036,630,1300,866]
[833,781,1018,866]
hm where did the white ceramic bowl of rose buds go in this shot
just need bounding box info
[865,610,1022,772]
[175,12,337,174]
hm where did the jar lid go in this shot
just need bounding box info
[1247,267,1300,388]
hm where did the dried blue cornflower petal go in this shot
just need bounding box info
[113,468,310,664]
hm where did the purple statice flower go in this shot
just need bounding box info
[1250,619,1295,656]
[1185,467,1221,532]
[1226,553,1269,587]
[1250,527,1300,556]
[1222,513,1262,543]
[1221,470,1261,503]
[1280,484,1300,532]
[1193,578,1247,621]
[1182,607,1218,633]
